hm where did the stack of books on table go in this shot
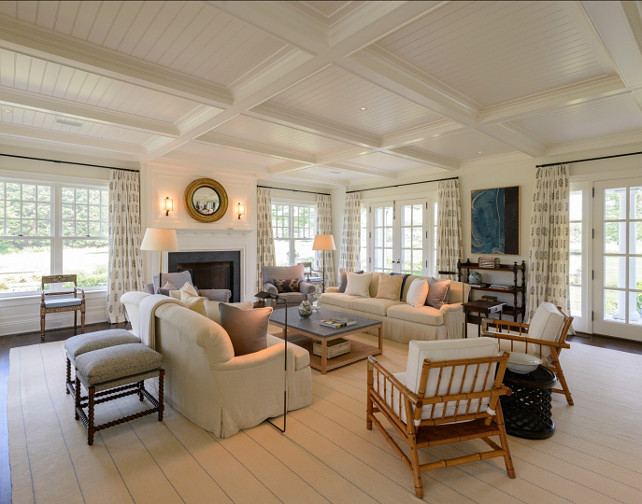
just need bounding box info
[319,318,357,329]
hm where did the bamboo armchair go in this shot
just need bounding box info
[40,274,85,341]
[482,302,574,405]
[366,338,515,498]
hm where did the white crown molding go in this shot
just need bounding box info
[0,14,233,108]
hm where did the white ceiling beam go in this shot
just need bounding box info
[0,14,232,108]
[316,146,371,164]
[580,1,642,88]
[479,75,627,125]
[322,162,396,179]
[390,146,458,170]
[381,119,464,149]
[196,132,315,164]
[267,161,314,175]
[0,87,180,137]
[250,102,381,148]
[0,123,146,155]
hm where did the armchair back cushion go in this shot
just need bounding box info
[405,337,499,394]
[219,303,273,356]
[527,301,565,358]
[152,271,192,293]
[262,265,304,285]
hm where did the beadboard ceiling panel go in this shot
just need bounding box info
[0,49,201,123]
[267,65,443,135]
[376,0,611,106]
[513,94,642,145]
[212,115,348,154]
[1,105,159,146]
[411,130,516,161]
[0,1,641,187]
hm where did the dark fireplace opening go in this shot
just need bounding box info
[168,251,241,302]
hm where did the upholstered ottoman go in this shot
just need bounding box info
[65,329,140,396]
[69,343,164,445]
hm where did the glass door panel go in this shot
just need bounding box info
[373,205,394,272]
[594,180,642,340]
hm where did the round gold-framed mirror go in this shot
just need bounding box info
[184,178,228,222]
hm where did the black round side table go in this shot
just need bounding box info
[501,365,556,439]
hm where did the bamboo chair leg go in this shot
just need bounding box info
[408,434,424,498]
[552,362,574,405]
[495,404,516,478]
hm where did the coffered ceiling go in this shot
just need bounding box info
[0,1,641,186]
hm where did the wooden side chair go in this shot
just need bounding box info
[40,274,85,341]
[367,337,514,498]
[482,302,574,405]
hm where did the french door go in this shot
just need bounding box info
[369,199,432,275]
[593,179,642,341]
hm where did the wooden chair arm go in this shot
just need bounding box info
[482,318,529,332]
[482,330,570,350]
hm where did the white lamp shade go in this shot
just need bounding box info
[312,234,336,251]
[140,228,179,251]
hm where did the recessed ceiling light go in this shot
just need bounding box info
[359,106,367,111]
[55,118,84,127]
[478,150,483,154]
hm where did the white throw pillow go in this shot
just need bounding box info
[344,272,372,297]
[406,278,428,307]
[179,282,199,298]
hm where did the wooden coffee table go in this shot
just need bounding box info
[269,307,382,374]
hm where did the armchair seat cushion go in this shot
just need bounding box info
[386,303,443,326]
[44,297,82,308]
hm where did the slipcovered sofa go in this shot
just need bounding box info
[319,272,470,343]
[120,291,312,438]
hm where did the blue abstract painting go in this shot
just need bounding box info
[471,186,519,254]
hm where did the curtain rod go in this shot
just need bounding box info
[0,153,139,172]
[257,184,330,196]
[346,175,458,194]
[536,150,642,168]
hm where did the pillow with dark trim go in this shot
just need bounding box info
[219,303,272,356]
[269,278,300,293]
[426,279,451,309]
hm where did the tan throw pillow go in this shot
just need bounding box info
[179,282,199,298]
[180,291,206,316]
[219,303,273,356]
[344,272,372,297]
[426,279,451,309]
[205,300,254,324]
[376,274,404,300]
[406,278,429,307]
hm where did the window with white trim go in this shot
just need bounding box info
[271,202,317,266]
[0,178,109,296]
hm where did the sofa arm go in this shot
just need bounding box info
[325,286,339,293]
[440,303,464,339]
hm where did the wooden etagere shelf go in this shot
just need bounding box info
[457,259,526,322]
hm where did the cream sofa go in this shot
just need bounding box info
[120,291,312,438]
[319,273,470,343]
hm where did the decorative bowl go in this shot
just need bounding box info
[298,300,313,318]
[507,352,542,374]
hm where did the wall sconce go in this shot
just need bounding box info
[236,202,246,220]
[162,196,174,216]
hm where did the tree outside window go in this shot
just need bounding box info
[271,203,316,267]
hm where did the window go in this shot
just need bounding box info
[271,202,317,266]
[0,178,109,296]
[569,189,583,318]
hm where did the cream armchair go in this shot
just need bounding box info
[121,291,312,438]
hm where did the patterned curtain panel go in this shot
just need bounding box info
[317,194,337,287]
[107,170,144,323]
[339,192,361,272]
[437,179,462,279]
[256,187,275,293]
[526,164,570,321]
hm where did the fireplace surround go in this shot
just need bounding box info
[168,251,241,302]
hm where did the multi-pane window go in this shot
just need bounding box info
[360,206,368,271]
[0,178,109,296]
[271,203,317,267]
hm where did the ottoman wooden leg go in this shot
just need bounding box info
[88,386,96,446]
[158,369,165,422]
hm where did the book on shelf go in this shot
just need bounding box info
[319,318,357,329]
